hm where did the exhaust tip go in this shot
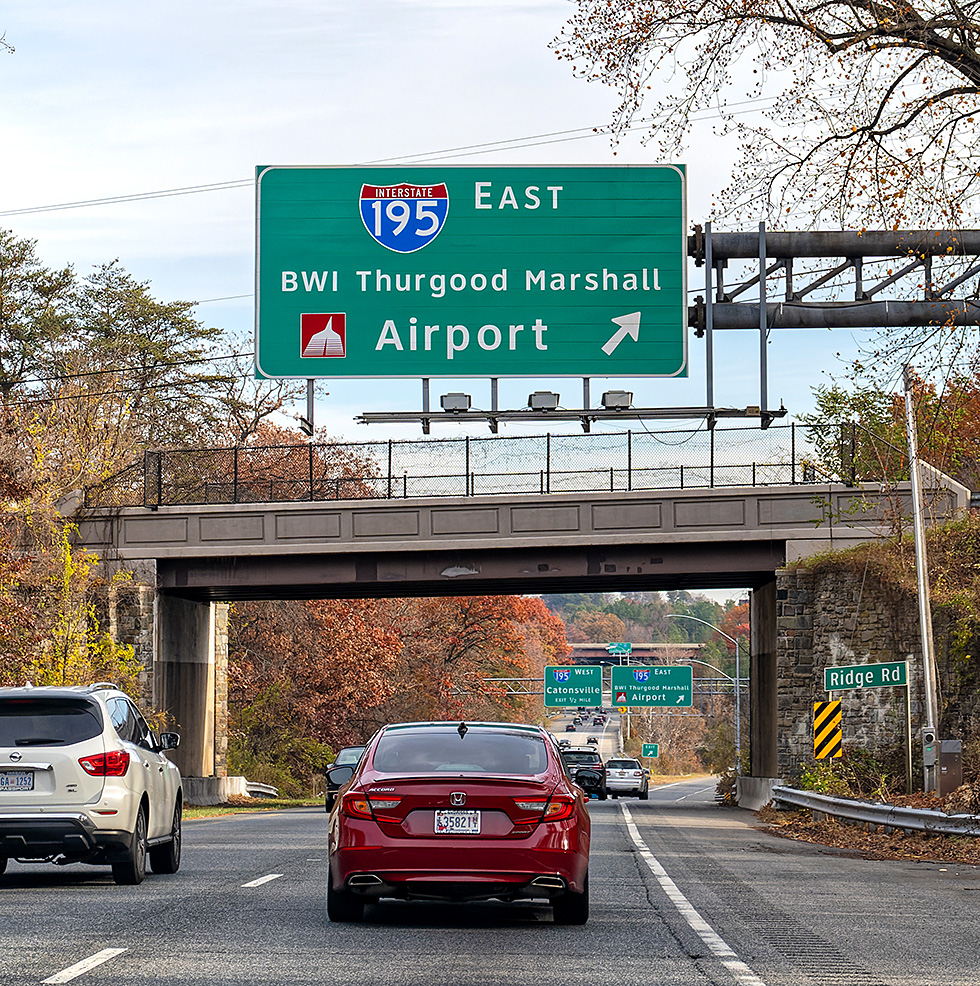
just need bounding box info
[529,875,566,891]
[347,874,383,887]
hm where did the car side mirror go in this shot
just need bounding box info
[573,767,602,791]
[326,765,354,787]
[158,732,180,751]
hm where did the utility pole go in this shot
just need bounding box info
[903,364,939,791]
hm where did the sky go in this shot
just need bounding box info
[0,0,869,447]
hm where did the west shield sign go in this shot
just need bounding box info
[255,165,687,378]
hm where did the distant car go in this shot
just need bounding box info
[557,738,571,749]
[324,746,365,811]
[605,757,649,799]
[326,721,591,924]
[561,749,607,800]
[0,683,182,884]
[565,724,576,732]
[586,735,598,745]
[592,716,604,725]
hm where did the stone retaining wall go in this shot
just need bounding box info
[776,566,922,779]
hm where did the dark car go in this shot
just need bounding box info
[325,721,591,924]
[324,746,365,811]
[560,748,608,801]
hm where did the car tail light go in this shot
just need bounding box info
[513,798,548,812]
[367,796,402,810]
[78,750,130,776]
[632,770,642,777]
[542,795,576,821]
[340,793,376,819]
[367,795,402,821]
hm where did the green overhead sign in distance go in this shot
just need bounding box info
[255,165,687,379]
[611,665,693,707]
[544,665,603,706]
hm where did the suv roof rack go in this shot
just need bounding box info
[84,682,119,692]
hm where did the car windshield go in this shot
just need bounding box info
[372,726,548,775]
[606,760,640,769]
[0,698,103,747]
[335,747,364,766]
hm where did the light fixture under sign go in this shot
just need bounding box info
[440,393,472,411]
[528,391,560,410]
[601,390,633,409]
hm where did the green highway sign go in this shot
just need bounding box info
[544,665,603,707]
[642,743,660,758]
[255,165,687,379]
[606,642,632,656]
[611,665,693,706]
[824,661,908,691]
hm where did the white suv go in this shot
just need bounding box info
[605,757,650,799]
[0,683,182,884]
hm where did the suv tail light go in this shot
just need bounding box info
[78,750,130,776]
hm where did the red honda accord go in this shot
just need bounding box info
[326,721,591,924]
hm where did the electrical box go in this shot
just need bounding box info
[922,728,938,767]
[939,739,963,797]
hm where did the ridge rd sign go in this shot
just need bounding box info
[255,165,687,378]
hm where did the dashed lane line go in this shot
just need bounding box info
[41,948,128,984]
[621,804,767,986]
[241,873,284,888]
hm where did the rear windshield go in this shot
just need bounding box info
[373,727,548,775]
[562,751,602,765]
[0,698,103,747]
[607,760,641,769]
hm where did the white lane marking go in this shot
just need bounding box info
[621,805,767,986]
[675,783,723,802]
[42,948,128,984]
[241,873,283,888]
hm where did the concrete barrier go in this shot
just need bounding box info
[182,775,250,806]
[736,776,782,811]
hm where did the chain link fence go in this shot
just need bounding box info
[84,422,909,509]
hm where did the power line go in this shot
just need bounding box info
[0,96,786,218]
[0,180,251,218]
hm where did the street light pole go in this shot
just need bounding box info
[665,614,742,771]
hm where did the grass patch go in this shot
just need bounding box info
[183,796,323,819]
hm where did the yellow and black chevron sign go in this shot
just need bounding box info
[814,700,842,759]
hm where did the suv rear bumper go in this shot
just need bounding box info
[0,812,135,859]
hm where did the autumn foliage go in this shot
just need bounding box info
[225,594,570,792]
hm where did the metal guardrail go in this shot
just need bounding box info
[245,782,279,798]
[772,785,980,836]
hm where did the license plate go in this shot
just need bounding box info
[434,810,480,835]
[0,771,34,791]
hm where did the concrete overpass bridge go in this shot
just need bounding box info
[77,461,969,796]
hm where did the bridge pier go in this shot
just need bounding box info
[155,596,229,779]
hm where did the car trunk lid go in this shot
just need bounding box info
[364,775,560,838]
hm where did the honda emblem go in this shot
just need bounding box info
[450,791,466,807]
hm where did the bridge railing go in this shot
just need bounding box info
[84,422,909,509]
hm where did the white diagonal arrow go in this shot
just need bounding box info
[602,312,641,356]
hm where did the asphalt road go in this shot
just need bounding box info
[2,778,979,985]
